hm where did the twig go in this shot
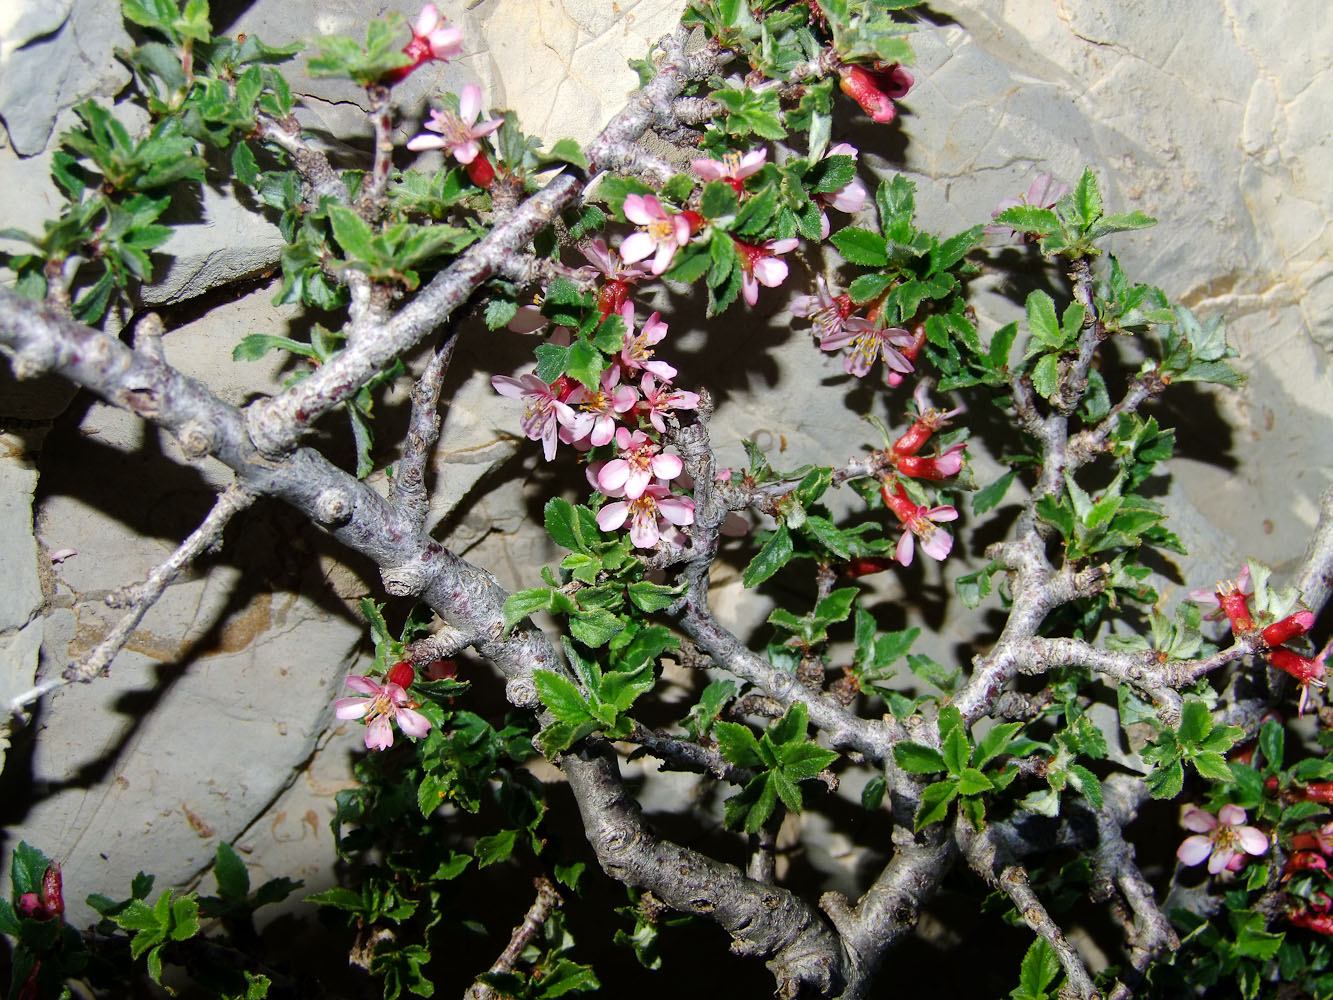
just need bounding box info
[465,877,563,1000]
[628,723,753,784]
[257,114,347,207]
[6,481,255,718]
[357,84,395,220]
[959,819,1101,1000]
[389,331,457,532]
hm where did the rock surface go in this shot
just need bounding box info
[0,0,1329,933]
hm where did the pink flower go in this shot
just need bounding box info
[491,372,576,461]
[638,373,699,433]
[597,427,684,499]
[388,4,465,82]
[334,668,432,751]
[407,84,503,164]
[580,237,649,283]
[735,237,799,306]
[815,143,867,238]
[819,320,917,379]
[620,195,693,275]
[881,481,958,565]
[791,277,870,340]
[691,149,767,194]
[1177,805,1269,874]
[564,368,637,447]
[615,304,677,381]
[596,483,695,549]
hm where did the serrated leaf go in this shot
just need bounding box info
[972,470,1015,516]
[1030,352,1059,399]
[1191,751,1235,783]
[956,767,993,795]
[830,226,888,267]
[714,721,764,768]
[474,830,518,868]
[1177,699,1213,744]
[913,779,959,830]
[742,523,793,588]
[893,742,947,774]
[533,670,593,726]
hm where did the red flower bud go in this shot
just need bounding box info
[838,64,914,124]
[1217,590,1253,633]
[1295,781,1333,805]
[466,153,496,188]
[387,661,415,690]
[839,556,895,578]
[1263,610,1316,646]
[1272,647,1326,683]
[16,892,42,918]
[880,480,918,523]
[597,280,630,320]
[1290,909,1333,935]
[1282,850,1328,881]
[893,420,933,458]
[42,865,63,918]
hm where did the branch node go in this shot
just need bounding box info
[176,420,217,460]
[315,487,354,527]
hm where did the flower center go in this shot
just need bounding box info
[648,218,676,242]
[428,109,472,146]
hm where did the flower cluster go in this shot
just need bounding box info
[1193,566,1325,713]
[493,276,700,549]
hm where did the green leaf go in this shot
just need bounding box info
[989,321,1018,369]
[913,779,959,831]
[1011,937,1062,1000]
[1030,353,1059,399]
[768,702,808,748]
[848,272,893,303]
[742,523,793,588]
[1144,759,1184,800]
[544,138,588,171]
[893,742,947,774]
[502,588,555,629]
[10,842,51,895]
[700,181,739,220]
[1066,764,1103,809]
[862,775,887,811]
[941,726,970,775]
[972,470,1015,515]
[533,671,593,726]
[1026,291,1063,349]
[714,721,764,768]
[544,497,583,552]
[1073,168,1103,226]
[213,842,249,902]
[973,722,1023,770]
[568,607,624,648]
[327,204,376,262]
[626,580,682,613]
[474,830,518,868]
[779,742,838,782]
[830,226,888,267]
[1258,719,1284,771]
[994,205,1060,237]
[956,767,994,796]
[1191,751,1235,783]
[1177,699,1213,744]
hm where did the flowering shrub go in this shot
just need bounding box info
[0,2,1331,999]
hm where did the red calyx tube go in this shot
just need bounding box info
[387,661,416,689]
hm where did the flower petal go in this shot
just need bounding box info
[1181,807,1218,833]
[458,84,482,125]
[1176,834,1213,866]
[619,231,655,265]
[395,707,432,739]
[1218,804,1247,827]
[333,697,370,720]
[1237,826,1269,856]
[596,502,629,531]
